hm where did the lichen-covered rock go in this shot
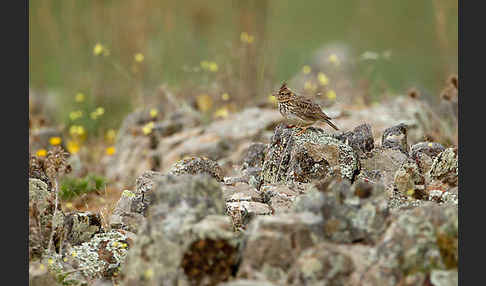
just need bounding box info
[262,124,359,185]
[66,230,130,279]
[430,269,458,286]
[29,262,59,286]
[393,159,426,200]
[121,174,239,286]
[110,190,147,233]
[240,143,268,170]
[360,147,408,189]
[361,203,458,285]
[287,242,355,286]
[429,148,458,187]
[219,279,277,286]
[337,123,374,157]
[410,142,445,160]
[292,179,389,244]
[29,178,64,259]
[236,212,324,283]
[64,212,103,245]
[168,157,225,182]
[260,184,303,214]
[382,123,408,153]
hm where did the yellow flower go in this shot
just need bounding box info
[75,93,85,103]
[96,107,105,116]
[240,32,249,43]
[304,81,317,92]
[208,62,218,72]
[221,93,230,101]
[247,35,254,43]
[105,129,117,143]
[70,125,85,137]
[49,137,62,146]
[134,53,144,63]
[106,146,116,156]
[69,110,83,121]
[326,90,337,101]
[144,268,154,280]
[406,189,415,196]
[268,94,277,104]
[93,43,104,56]
[328,54,340,66]
[200,60,210,70]
[36,149,47,157]
[48,258,54,265]
[39,264,45,271]
[142,122,155,135]
[428,142,433,147]
[196,94,213,112]
[65,202,73,209]
[150,108,158,118]
[302,65,311,74]
[213,107,229,119]
[112,241,119,248]
[317,72,329,86]
[71,251,77,257]
[66,140,80,154]
[63,257,68,262]
[122,190,136,198]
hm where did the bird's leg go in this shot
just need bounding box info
[295,126,308,136]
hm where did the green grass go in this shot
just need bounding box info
[59,174,107,201]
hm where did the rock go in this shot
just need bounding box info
[393,159,426,200]
[222,183,262,203]
[168,157,225,182]
[236,212,324,283]
[361,203,458,285]
[287,242,355,286]
[63,212,103,245]
[337,123,374,157]
[381,123,408,153]
[260,184,303,214]
[121,174,239,286]
[29,262,58,286]
[410,142,445,160]
[241,143,268,170]
[429,148,458,187]
[360,147,408,189]
[294,179,389,244]
[110,186,153,233]
[29,178,64,259]
[219,279,277,286]
[66,230,130,279]
[261,124,359,185]
[430,269,458,286]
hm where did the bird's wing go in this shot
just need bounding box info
[294,96,332,120]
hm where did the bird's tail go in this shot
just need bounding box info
[323,118,339,130]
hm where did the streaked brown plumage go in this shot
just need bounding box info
[274,82,339,135]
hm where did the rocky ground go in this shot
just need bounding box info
[29,74,458,285]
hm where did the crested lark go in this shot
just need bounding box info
[274,82,339,135]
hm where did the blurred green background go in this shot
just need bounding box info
[30,0,457,118]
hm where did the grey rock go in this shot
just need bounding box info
[393,159,426,200]
[429,148,458,187]
[287,242,355,286]
[121,174,238,286]
[64,212,103,245]
[382,123,408,153]
[241,143,268,170]
[260,184,303,214]
[410,142,445,160]
[219,279,277,286]
[430,269,458,286]
[237,212,324,283]
[361,203,458,285]
[360,147,408,189]
[337,123,374,157]
[168,157,225,182]
[262,124,359,185]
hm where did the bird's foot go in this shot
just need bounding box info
[295,126,308,136]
